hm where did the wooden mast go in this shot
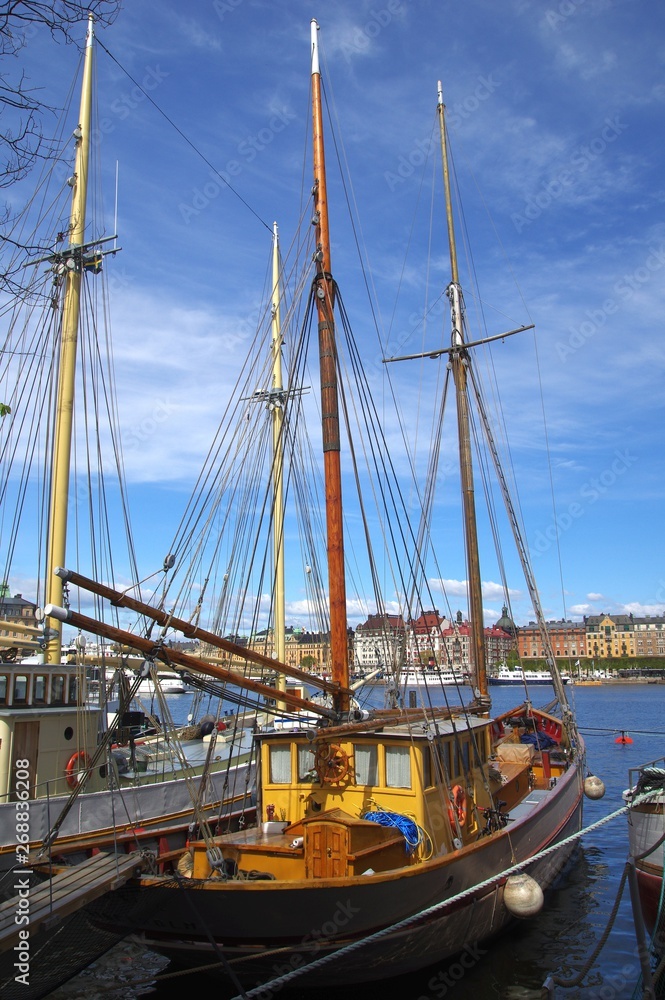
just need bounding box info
[271,222,287,705]
[436,82,489,705]
[44,14,95,664]
[310,20,349,713]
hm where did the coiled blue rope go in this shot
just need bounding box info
[361,810,421,852]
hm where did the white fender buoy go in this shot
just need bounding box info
[503,873,544,917]
[584,774,606,800]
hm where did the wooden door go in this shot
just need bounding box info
[10,720,40,800]
[306,823,348,878]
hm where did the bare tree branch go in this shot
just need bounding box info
[0,2,121,284]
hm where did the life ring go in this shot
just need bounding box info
[314,743,349,784]
[65,751,92,789]
[447,784,467,828]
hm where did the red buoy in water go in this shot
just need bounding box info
[615,731,633,745]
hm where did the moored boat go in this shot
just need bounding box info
[624,757,665,936]
[0,16,255,876]
[58,20,597,991]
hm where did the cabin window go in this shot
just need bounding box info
[385,745,411,788]
[0,675,7,705]
[434,741,452,782]
[51,675,66,705]
[33,675,47,704]
[471,735,486,766]
[460,739,470,775]
[68,675,78,704]
[269,745,292,784]
[421,746,432,788]
[297,745,317,781]
[354,744,378,786]
[451,741,460,777]
[13,675,28,704]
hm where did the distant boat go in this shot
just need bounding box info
[375,666,471,687]
[490,665,569,685]
[134,671,188,696]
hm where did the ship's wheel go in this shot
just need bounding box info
[314,743,350,784]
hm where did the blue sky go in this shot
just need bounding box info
[4,0,665,634]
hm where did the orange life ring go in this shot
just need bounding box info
[447,784,467,828]
[65,751,92,789]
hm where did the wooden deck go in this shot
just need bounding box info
[0,851,147,952]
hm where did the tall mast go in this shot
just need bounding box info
[44,14,95,664]
[310,20,349,713]
[271,222,286,703]
[436,82,488,704]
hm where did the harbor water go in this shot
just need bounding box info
[51,682,663,999]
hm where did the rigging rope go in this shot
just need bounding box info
[96,39,271,236]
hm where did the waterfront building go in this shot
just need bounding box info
[353,614,406,670]
[0,586,39,659]
[518,619,587,659]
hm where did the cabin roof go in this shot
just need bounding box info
[257,713,490,743]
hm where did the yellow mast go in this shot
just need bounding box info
[271,222,287,704]
[310,20,350,714]
[436,82,488,704]
[44,15,95,664]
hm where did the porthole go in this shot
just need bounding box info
[64,726,74,740]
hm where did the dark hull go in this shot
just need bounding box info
[635,866,663,936]
[92,758,584,986]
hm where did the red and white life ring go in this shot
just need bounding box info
[65,751,92,789]
[447,784,467,828]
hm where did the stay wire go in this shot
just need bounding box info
[95,39,271,236]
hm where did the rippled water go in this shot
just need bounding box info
[54,682,663,999]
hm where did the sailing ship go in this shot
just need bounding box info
[40,18,600,989]
[0,16,257,873]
